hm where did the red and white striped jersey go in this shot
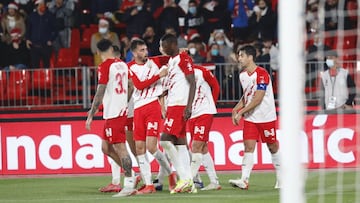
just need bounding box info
[239,66,276,123]
[98,58,128,119]
[191,65,220,118]
[128,56,169,109]
[163,52,194,106]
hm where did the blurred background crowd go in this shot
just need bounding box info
[0,0,357,75]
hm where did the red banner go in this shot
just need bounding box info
[0,113,359,175]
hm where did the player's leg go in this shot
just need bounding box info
[105,116,136,197]
[99,157,122,193]
[125,118,142,188]
[261,121,281,189]
[201,144,221,191]
[133,108,155,194]
[229,120,257,190]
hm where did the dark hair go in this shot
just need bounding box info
[97,39,113,52]
[238,45,257,60]
[160,33,178,45]
[130,39,146,52]
[112,45,121,57]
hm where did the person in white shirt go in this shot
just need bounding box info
[321,50,356,110]
[128,39,177,194]
[189,64,221,191]
[85,39,136,197]
[229,45,281,190]
[159,33,197,194]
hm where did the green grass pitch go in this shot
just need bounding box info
[0,170,357,203]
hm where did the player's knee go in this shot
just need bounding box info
[267,142,279,153]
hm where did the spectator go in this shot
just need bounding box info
[200,0,231,42]
[90,18,120,66]
[320,50,356,110]
[3,28,29,71]
[306,33,331,87]
[142,25,160,56]
[207,43,225,90]
[262,38,279,72]
[248,0,276,41]
[227,0,254,43]
[26,0,57,68]
[122,0,153,39]
[119,35,131,61]
[1,2,26,44]
[164,26,187,48]
[184,0,204,35]
[14,0,32,18]
[305,0,320,33]
[153,0,186,36]
[208,29,233,62]
[324,0,338,31]
[254,42,271,75]
[187,39,205,64]
[91,0,119,23]
[48,0,75,53]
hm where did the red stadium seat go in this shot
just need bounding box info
[32,69,54,90]
[0,71,6,99]
[7,70,30,100]
[80,26,97,49]
[70,28,80,50]
[55,48,79,68]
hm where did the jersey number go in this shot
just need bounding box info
[115,72,127,94]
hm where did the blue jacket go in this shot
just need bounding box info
[228,0,254,28]
[26,11,57,45]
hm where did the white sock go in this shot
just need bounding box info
[271,150,281,183]
[191,153,202,179]
[153,150,172,176]
[202,152,218,184]
[123,176,135,189]
[137,154,152,185]
[241,152,254,182]
[160,141,187,180]
[109,158,121,185]
[176,145,192,180]
[156,165,165,184]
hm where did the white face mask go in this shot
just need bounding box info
[189,47,196,55]
[99,27,108,34]
[326,59,335,67]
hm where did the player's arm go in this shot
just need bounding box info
[86,84,106,130]
[128,78,134,102]
[130,67,168,90]
[158,93,167,119]
[232,96,244,125]
[238,90,265,116]
[202,68,220,103]
[185,73,196,120]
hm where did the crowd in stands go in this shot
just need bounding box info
[0,0,357,78]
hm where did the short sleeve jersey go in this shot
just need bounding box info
[128,56,168,109]
[191,66,217,118]
[98,58,128,119]
[163,52,194,106]
[239,66,276,123]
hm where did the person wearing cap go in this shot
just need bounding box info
[320,50,356,110]
[26,0,56,68]
[90,17,120,66]
[3,28,29,71]
[1,2,26,44]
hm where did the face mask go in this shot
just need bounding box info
[211,49,219,56]
[137,6,142,11]
[189,47,196,55]
[216,40,224,46]
[314,42,322,47]
[99,27,108,34]
[38,5,46,13]
[326,59,335,67]
[188,6,197,15]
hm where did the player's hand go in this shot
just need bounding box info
[159,65,168,77]
[85,116,93,131]
[232,110,241,126]
[183,107,192,120]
